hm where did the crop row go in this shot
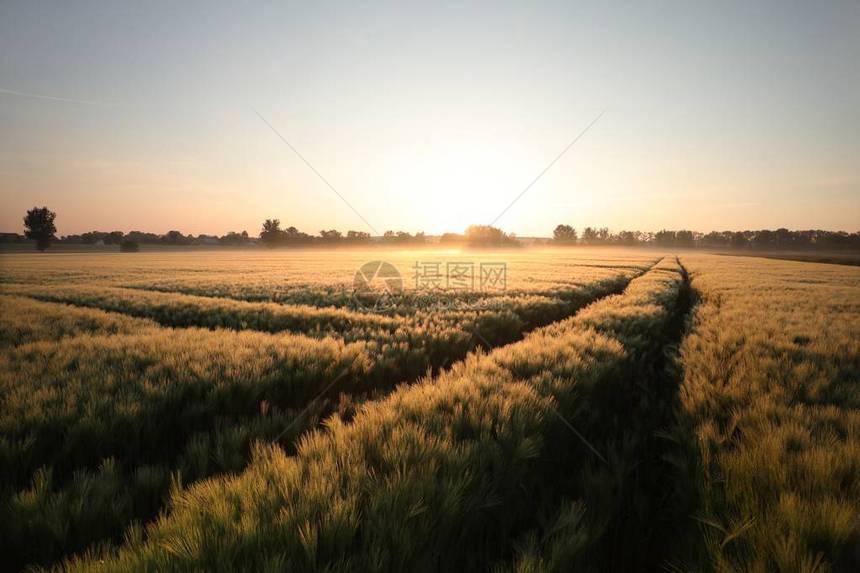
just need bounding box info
[0,328,378,569]
[5,274,643,362]
[0,295,159,349]
[0,271,644,570]
[51,258,690,572]
[121,261,650,314]
[2,284,402,340]
[0,249,656,291]
[674,256,860,571]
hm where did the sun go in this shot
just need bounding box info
[383,142,532,234]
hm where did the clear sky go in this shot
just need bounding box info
[1,0,858,236]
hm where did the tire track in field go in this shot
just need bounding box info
[651,256,709,572]
[480,255,694,573]
[599,255,700,572]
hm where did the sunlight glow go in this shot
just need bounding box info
[384,142,537,234]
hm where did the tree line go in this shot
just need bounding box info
[258,222,519,248]
[9,207,859,252]
[61,230,251,247]
[553,225,697,246]
[553,224,860,249]
[259,219,430,246]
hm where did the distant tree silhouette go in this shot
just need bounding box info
[464,225,516,247]
[615,230,640,245]
[104,231,124,245]
[655,230,675,246]
[701,231,729,247]
[23,207,57,251]
[162,230,190,245]
[774,228,794,248]
[39,217,860,253]
[753,229,776,249]
[380,230,424,244]
[581,227,597,244]
[730,232,749,249]
[346,230,371,242]
[126,231,161,244]
[219,231,249,245]
[260,219,283,247]
[676,230,694,247]
[120,240,140,252]
[553,224,577,243]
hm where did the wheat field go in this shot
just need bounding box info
[1,248,857,572]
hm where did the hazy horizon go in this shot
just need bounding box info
[3,220,860,239]
[2,1,859,236]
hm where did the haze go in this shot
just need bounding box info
[1,0,858,236]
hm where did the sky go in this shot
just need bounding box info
[1,0,858,237]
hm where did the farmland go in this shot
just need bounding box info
[1,248,858,571]
[676,256,860,571]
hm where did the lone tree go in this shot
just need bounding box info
[260,218,283,247]
[23,207,57,251]
[553,224,577,243]
[463,225,516,247]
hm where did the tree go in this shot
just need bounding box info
[753,229,776,249]
[581,227,598,244]
[283,226,312,245]
[219,231,249,245]
[381,230,417,244]
[127,231,160,244]
[23,207,57,251]
[163,230,189,245]
[260,219,283,247]
[464,225,516,247]
[553,224,577,243]
[676,230,694,247]
[655,230,676,246]
[730,231,748,249]
[104,231,125,245]
[702,231,729,247]
[774,228,793,248]
[347,230,371,242]
[615,230,640,245]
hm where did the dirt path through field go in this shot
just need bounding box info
[587,255,700,572]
